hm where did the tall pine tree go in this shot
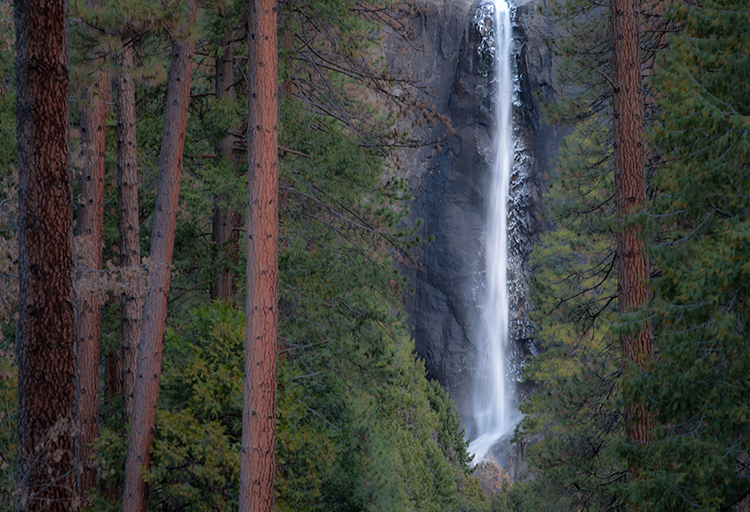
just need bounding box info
[625,0,750,509]
[121,2,197,510]
[240,0,278,510]
[14,0,75,509]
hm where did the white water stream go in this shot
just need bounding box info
[468,0,519,461]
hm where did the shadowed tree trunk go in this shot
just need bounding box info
[611,0,652,478]
[99,43,139,504]
[121,3,197,511]
[239,0,278,510]
[75,72,107,508]
[106,342,122,405]
[116,44,140,422]
[211,22,241,302]
[14,0,76,510]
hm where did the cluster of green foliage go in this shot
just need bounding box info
[520,115,624,511]
[623,1,750,509]
[508,0,750,511]
[508,0,626,508]
[1,0,494,510]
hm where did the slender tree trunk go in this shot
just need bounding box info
[14,0,76,510]
[215,28,235,162]
[103,313,123,501]
[239,0,278,510]
[121,4,196,511]
[116,44,140,422]
[211,23,240,302]
[103,46,138,503]
[106,341,122,403]
[75,72,107,508]
[611,0,652,473]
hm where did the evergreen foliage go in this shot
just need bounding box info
[516,0,750,510]
[0,0,483,510]
[520,114,624,511]
[515,0,625,505]
[6,0,749,508]
[622,1,750,509]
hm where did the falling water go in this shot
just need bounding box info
[469,0,518,461]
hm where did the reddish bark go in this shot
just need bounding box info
[15,0,76,510]
[75,72,108,507]
[611,0,652,465]
[116,44,141,422]
[239,0,278,511]
[121,4,197,511]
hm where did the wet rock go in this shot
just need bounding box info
[387,0,561,475]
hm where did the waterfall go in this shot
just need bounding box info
[469,0,519,461]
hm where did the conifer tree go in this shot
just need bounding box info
[121,2,197,510]
[210,10,241,302]
[14,0,76,509]
[116,42,140,422]
[518,0,625,507]
[626,0,750,509]
[70,5,113,498]
[519,0,664,505]
[610,0,652,478]
[240,0,278,509]
[74,70,108,508]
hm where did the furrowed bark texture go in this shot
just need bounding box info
[211,25,241,302]
[121,4,196,511]
[611,0,652,460]
[75,73,107,507]
[116,45,140,422]
[239,0,278,510]
[14,0,76,510]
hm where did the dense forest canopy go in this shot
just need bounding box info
[2,0,493,511]
[516,0,750,511]
[1,0,750,511]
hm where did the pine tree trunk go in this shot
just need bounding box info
[14,0,76,510]
[611,0,652,471]
[75,72,107,508]
[121,4,196,511]
[211,25,240,302]
[104,303,122,500]
[239,0,278,510]
[106,340,123,402]
[116,44,140,422]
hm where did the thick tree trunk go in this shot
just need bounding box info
[14,0,76,510]
[611,0,652,470]
[75,72,107,508]
[121,4,196,511]
[116,45,140,422]
[239,1,278,511]
[211,25,241,302]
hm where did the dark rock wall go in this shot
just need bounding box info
[388,0,560,425]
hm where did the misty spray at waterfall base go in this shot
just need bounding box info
[468,0,523,463]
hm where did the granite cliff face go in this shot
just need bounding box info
[387,0,561,434]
